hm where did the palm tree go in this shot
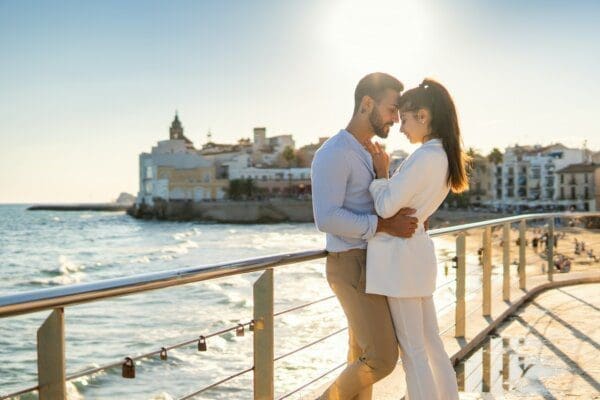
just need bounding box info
[487,148,503,164]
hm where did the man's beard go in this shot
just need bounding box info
[369,108,391,139]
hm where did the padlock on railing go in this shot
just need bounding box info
[253,318,264,331]
[198,335,207,351]
[160,347,167,361]
[236,323,245,337]
[122,357,135,378]
[249,320,255,332]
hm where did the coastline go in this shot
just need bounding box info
[27,203,131,212]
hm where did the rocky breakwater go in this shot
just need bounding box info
[127,198,314,223]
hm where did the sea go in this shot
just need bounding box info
[0,204,469,399]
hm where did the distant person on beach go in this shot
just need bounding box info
[363,78,468,400]
[311,72,418,399]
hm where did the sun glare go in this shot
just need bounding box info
[320,0,435,75]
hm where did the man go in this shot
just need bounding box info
[311,72,419,399]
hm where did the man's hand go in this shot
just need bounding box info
[376,207,418,238]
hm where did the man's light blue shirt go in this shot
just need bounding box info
[311,129,379,252]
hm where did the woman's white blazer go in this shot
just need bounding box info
[366,139,450,298]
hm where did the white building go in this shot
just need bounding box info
[490,143,588,210]
[555,163,600,211]
[136,116,227,206]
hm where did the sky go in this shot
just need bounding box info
[1,0,599,203]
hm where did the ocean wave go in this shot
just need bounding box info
[161,240,199,255]
[66,380,84,400]
[150,392,175,400]
[30,273,85,286]
[131,255,151,264]
[30,255,86,286]
[172,230,196,240]
[58,255,85,274]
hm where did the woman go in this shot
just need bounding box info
[363,78,470,400]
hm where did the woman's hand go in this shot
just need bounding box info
[364,140,390,179]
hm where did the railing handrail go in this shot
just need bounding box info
[0,211,596,318]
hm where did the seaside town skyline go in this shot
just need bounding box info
[1,0,600,202]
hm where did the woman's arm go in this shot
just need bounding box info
[369,150,438,218]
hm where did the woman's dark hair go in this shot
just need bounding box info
[354,72,404,115]
[398,78,470,193]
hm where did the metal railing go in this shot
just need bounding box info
[0,212,598,399]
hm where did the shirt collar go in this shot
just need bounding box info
[423,138,443,147]
[341,129,372,158]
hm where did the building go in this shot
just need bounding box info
[249,128,296,166]
[555,163,600,211]
[136,115,228,205]
[225,153,311,197]
[489,143,588,210]
[136,116,320,203]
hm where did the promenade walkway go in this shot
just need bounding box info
[307,254,599,399]
[461,282,600,399]
[368,275,600,400]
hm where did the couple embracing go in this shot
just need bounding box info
[311,72,470,400]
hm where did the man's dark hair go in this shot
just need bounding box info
[353,72,404,115]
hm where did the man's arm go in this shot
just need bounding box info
[312,147,418,239]
[377,209,419,238]
[311,149,378,240]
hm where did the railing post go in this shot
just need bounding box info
[547,217,554,282]
[482,227,492,317]
[519,219,526,290]
[455,233,466,338]
[253,268,274,400]
[502,337,510,390]
[502,223,510,301]
[482,340,491,392]
[37,308,66,400]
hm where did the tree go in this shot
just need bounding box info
[242,178,257,199]
[487,148,503,164]
[467,147,482,158]
[282,146,296,168]
[227,179,243,200]
[226,178,258,200]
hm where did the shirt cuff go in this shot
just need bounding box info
[362,214,379,241]
[369,178,388,193]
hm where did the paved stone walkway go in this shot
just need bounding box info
[472,283,600,399]
[434,283,599,399]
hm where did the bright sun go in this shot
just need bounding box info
[319,0,434,74]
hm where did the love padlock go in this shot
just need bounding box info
[122,357,135,379]
[198,335,207,351]
[236,323,245,337]
[249,320,255,332]
[160,347,167,361]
